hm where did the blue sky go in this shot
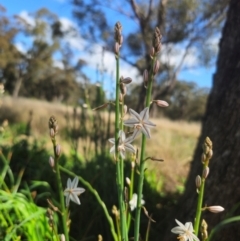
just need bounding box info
[1,0,218,89]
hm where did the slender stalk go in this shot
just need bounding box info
[115,53,128,241]
[53,142,69,241]
[194,164,207,236]
[59,165,118,241]
[134,56,156,241]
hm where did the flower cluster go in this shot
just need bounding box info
[109,107,156,159]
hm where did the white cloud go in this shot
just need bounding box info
[15,42,27,54]
[161,43,199,69]
[18,11,35,27]
[53,60,64,69]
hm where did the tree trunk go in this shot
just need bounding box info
[162,0,240,240]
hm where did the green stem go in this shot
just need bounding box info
[115,54,128,241]
[51,138,69,241]
[55,157,69,241]
[134,56,155,241]
[59,165,118,241]
[194,164,207,236]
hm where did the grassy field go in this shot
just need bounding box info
[0,96,201,193]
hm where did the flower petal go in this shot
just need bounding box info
[129,108,141,121]
[67,178,71,189]
[70,193,80,205]
[124,143,135,153]
[108,138,115,144]
[139,107,149,120]
[71,177,79,188]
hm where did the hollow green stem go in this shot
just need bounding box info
[115,54,128,241]
[134,56,156,241]
[51,139,69,241]
[194,163,208,236]
[59,165,118,241]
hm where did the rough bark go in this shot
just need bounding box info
[162,0,240,240]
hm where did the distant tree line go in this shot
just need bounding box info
[0,4,211,120]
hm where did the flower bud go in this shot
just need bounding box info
[207,149,213,159]
[155,100,169,107]
[207,206,224,213]
[60,234,65,241]
[131,161,135,169]
[49,156,55,168]
[114,42,120,55]
[153,60,160,75]
[55,144,61,157]
[202,167,210,179]
[150,47,155,58]
[119,93,123,102]
[119,35,123,46]
[121,77,132,84]
[126,177,131,186]
[49,128,55,138]
[195,175,201,189]
[120,82,127,95]
[201,153,206,164]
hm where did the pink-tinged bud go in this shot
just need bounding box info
[119,93,123,102]
[120,83,127,95]
[119,35,123,46]
[49,128,55,138]
[55,144,61,157]
[201,153,206,164]
[150,47,155,58]
[115,42,120,55]
[195,175,201,189]
[153,60,160,75]
[202,167,210,179]
[207,149,213,159]
[207,206,224,213]
[121,77,132,84]
[155,100,169,107]
[126,177,131,185]
[49,156,55,168]
[60,234,65,241]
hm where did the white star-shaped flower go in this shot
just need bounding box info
[64,177,85,207]
[109,130,135,159]
[124,107,156,138]
[171,219,199,241]
[129,193,145,211]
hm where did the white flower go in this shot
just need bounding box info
[129,193,145,211]
[109,130,135,159]
[64,177,85,207]
[171,219,199,241]
[124,107,156,138]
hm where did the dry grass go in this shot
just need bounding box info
[0,96,201,193]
